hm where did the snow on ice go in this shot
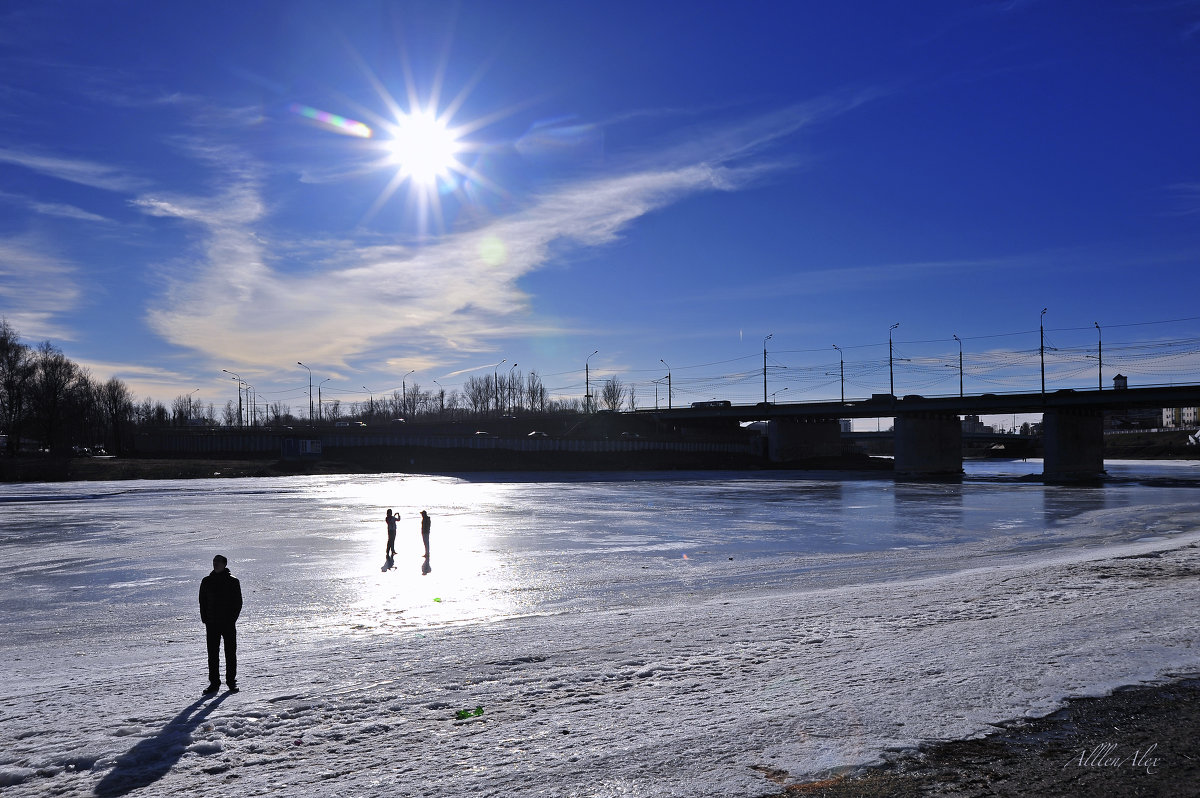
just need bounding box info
[1,464,1198,796]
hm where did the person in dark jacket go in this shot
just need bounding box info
[420,510,431,559]
[199,554,242,693]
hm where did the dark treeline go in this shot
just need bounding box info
[0,319,635,456]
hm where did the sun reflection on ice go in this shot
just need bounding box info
[317,476,533,633]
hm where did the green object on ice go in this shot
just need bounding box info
[433,597,442,602]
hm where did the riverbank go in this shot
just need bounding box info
[0,451,891,482]
[769,676,1200,797]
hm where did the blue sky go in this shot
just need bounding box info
[2,1,1199,421]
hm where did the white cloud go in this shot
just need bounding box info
[0,234,82,340]
[139,103,852,376]
[0,147,146,192]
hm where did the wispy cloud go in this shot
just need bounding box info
[0,188,115,222]
[140,101,863,377]
[0,147,146,192]
[0,234,82,340]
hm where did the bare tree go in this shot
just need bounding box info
[0,319,34,455]
[628,383,638,411]
[527,371,547,413]
[464,375,490,414]
[30,341,80,451]
[98,378,133,455]
[601,376,625,412]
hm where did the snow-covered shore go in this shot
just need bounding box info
[2,470,1198,796]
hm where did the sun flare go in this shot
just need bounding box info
[386,111,462,187]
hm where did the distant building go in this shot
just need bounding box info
[1113,374,1128,390]
[1163,406,1199,429]
[961,414,990,434]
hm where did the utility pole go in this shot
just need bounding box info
[297,362,313,424]
[222,369,244,427]
[402,370,414,417]
[1039,308,1047,398]
[888,323,899,396]
[763,333,773,404]
[660,359,671,410]
[319,378,330,422]
[953,334,963,398]
[585,350,598,413]
[1095,322,1102,391]
[833,344,844,403]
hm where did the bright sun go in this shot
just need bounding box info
[387,111,462,187]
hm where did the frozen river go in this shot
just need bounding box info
[2,460,1199,796]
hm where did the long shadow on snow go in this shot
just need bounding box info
[93,692,230,797]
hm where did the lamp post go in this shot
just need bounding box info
[222,369,244,427]
[433,379,444,414]
[490,361,505,416]
[297,362,313,424]
[506,363,518,414]
[186,387,199,423]
[888,323,899,397]
[763,334,773,405]
[318,378,331,422]
[771,387,788,404]
[1039,308,1047,398]
[659,358,671,410]
[953,334,963,398]
[1095,322,1102,391]
[585,350,598,413]
[401,369,415,417]
[832,345,844,403]
[245,384,257,427]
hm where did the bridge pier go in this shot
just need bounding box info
[894,412,962,477]
[1042,407,1105,480]
[767,418,842,463]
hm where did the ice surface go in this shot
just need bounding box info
[1,462,1198,796]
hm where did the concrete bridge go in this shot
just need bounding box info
[633,385,1200,479]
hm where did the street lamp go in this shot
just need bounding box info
[953,334,963,398]
[433,379,445,414]
[318,378,331,422]
[402,369,415,416]
[222,369,244,427]
[659,358,671,410]
[506,363,518,414]
[763,333,773,405]
[297,362,313,424]
[888,323,899,397]
[1095,322,1102,391]
[585,351,598,413]
[771,387,788,404]
[1039,309,1047,398]
[244,383,256,427]
[832,345,844,403]
[491,360,505,415]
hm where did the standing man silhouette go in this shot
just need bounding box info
[199,554,242,693]
[420,510,431,560]
[384,509,398,557]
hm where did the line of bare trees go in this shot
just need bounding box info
[0,318,638,455]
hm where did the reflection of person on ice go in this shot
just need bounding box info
[420,510,431,559]
[199,554,242,694]
[384,509,397,557]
